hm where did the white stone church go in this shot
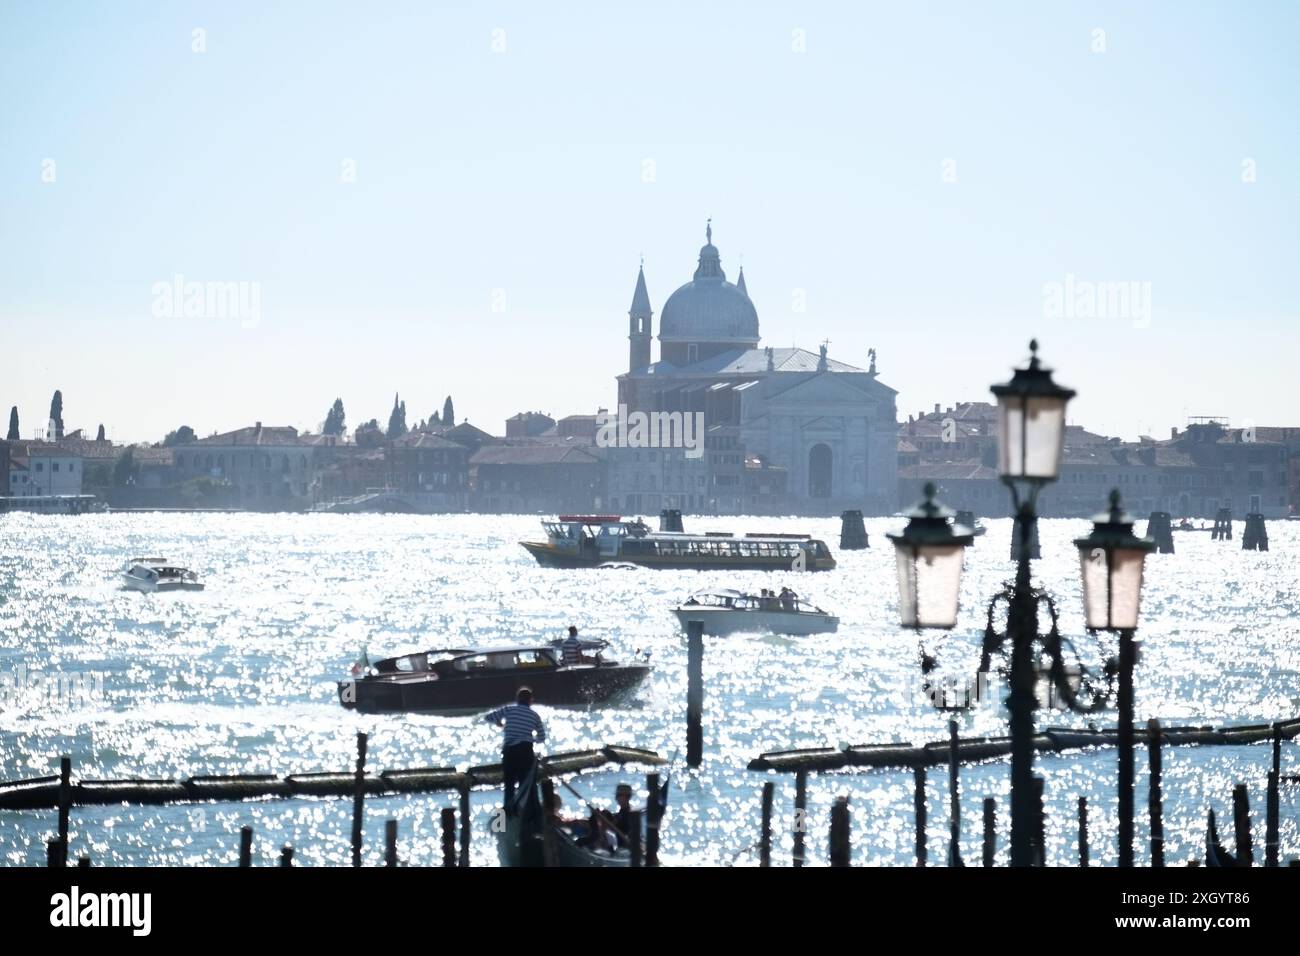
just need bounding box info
[612,223,899,515]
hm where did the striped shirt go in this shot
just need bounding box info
[484,702,546,746]
[561,635,583,665]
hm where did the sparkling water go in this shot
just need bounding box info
[1,512,1297,866]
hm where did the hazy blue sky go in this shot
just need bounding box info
[2,1,1296,443]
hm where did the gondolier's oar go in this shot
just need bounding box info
[555,776,631,845]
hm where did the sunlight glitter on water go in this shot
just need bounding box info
[1,512,1297,866]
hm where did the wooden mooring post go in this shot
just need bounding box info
[686,620,704,768]
[914,765,927,867]
[947,720,963,866]
[441,807,457,867]
[629,810,643,868]
[1148,719,1165,867]
[1078,797,1089,867]
[1211,508,1233,541]
[458,779,471,867]
[384,818,398,867]
[1242,513,1269,551]
[645,772,662,867]
[1232,784,1254,866]
[1146,512,1174,554]
[839,510,868,550]
[981,798,995,867]
[759,780,774,867]
[793,769,807,868]
[659,509,684,533]
[238,826,252,867]
[829,796,851,867]
[351,731,367,867]
[538,778,556,868]
[1267,723,1281,868]
[50,755,73,868]
[279,844,294,867]
[1032,776,1047,867]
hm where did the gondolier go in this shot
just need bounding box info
[484,687,547,811]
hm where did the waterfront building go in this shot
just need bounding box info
[388,432,470,509]
[469,443,604,513]
[173,423,315,509]
[1,440,82,497]
[1162,421,1290,517]
[614,224,899,515]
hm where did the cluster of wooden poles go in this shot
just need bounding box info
[29,735,664,867]
[749,718,1297,866]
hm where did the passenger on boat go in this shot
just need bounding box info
[583,810,620,853]
[611,783,633,838]
[547,792,588,830]
[779,587,795,611]
[484,687,547,812]
[561,625,583,665]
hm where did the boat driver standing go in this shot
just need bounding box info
[561,625,584,665]
[484,687,547,810]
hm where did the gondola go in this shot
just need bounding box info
[496,762,668,867]
[338,639,651,714]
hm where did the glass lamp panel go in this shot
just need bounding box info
[1022,396,1067,480]
[1078,546,1111,630]
[997,398,1025,476]
[914,542,966,628]
[893,545,919,627]
[1107,547,1147,630]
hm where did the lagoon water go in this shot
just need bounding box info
[1,512,1297,866]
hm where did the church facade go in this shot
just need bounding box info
[611,224,899,516]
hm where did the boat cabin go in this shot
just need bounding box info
[371,645,607,677]
[681,589,827,614]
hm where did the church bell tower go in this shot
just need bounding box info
[628,262,653,372]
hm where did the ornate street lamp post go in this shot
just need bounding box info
[888,483,975,631]
[1075,490,1155,867]
[989,340,1076,867]
[893,343,1148,868]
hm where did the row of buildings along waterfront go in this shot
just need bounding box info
[3,225,1298,518]
[4,408,1296,520]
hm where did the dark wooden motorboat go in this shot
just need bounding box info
[337,639,651,714]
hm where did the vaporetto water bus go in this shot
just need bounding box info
[520,515,836,571]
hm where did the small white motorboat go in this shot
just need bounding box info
[672,588,839,636]
[122,557,205,593]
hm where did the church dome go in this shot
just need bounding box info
[658,225,759,346]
